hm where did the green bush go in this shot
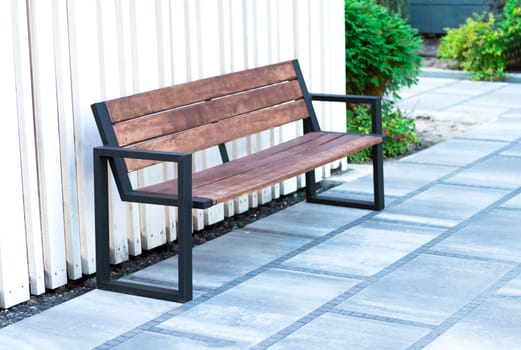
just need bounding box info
[437,0,521,81]
[347,103,420,163]
[501,0,521,66]
[345,0,423,98]
[438,13,507,81]
[345,0,422,162]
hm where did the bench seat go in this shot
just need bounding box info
[138,132,382,207]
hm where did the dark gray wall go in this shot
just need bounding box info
[409,0,499,34]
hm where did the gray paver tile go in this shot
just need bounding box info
[471,84,521,109]
[433,210,521,262]
[124,230,311,290]
[283,221,443,277]
[462,118,521,141]
[269,312,430,350]
[0,290,176,350]
[502,193,521,209]
[500,108,521,119]
[332,162,457,197]
[159,269,358,347]
[397,77,458,100]
[375,184,508,227]
[245,201,369,238]
[432,80,507,97]
[436,104,506,123]
[445,155,521,189]
[501,143,521,157]
[397,93,470,113]
[424,297,521,350]
[337,254,513,325]
[497,274,521,297]
[111,331,237,350]
[400,139,506,166]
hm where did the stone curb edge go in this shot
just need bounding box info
[421,67,521,84]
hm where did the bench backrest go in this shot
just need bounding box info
[92,60,319,172]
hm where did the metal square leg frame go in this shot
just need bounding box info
[306,143,384,210]
[94,151,193,303]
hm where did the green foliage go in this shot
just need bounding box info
[347,103,420,163]
[345,0,421,162]
[438,13,507,80]
[345,0,423,98]
[437,0,521,81]
[501,0,521,65]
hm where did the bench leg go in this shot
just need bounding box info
[306,143,384,210]
[94,152,193,303]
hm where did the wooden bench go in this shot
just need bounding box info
[91,59,384,303]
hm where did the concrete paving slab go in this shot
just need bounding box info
[462,118,521,141]
[424,296,521,350]
[435,104,507,123]
[0,290,176,350]
[331,162,457,197]
[445,155,521,189]
[269,312,430,350]
[500,108,521,118]
[282,221,443,277]
[497,275,521,296]
[471,85,521,109]
[396,93,470,113]
[501,143,521,157]
[337,254,513,325]
[501,193,521,209]
[158,268,358,348]
[246,201,369,238]
[317,187,382,205]
[123,229,311,290]
[400,138,507,166]
[397,77,459,99]
[375,184,508,227]
[431,80,507,97]
[111,331,237,350]
[433,210,521,262]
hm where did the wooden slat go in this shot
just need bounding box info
[193,135,382,203]
[187,133,340,187]
[105,60,297,123]
[137,132,383,204]
[139,132,333,193]
[113,79,303,147]
[125,99,310,171]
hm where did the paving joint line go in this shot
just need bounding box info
[329,308,436,330]
[276,264,368,281]
[425,249,519,265]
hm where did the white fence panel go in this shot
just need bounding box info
[10,0,46,297]
[0,0,346,308]
[97,1,132,263]
[28,0,69,289]
[0,0,32,309]
[67,0,103,275]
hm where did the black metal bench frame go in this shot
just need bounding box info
[92,60,384,303]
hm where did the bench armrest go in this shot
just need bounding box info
[92,146,211,208]
[310,93,382,135]
[93,145,190,163]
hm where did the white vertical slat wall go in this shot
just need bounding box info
[0,0,345,309]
